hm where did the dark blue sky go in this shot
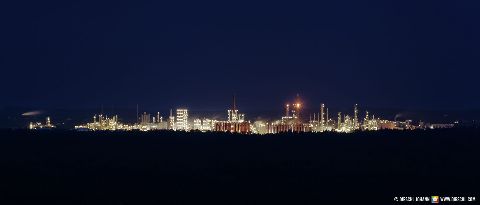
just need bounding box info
[1,0,479,112]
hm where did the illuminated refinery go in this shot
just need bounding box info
[32,95,457,133]
[29,116,56,130]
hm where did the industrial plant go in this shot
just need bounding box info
[58,95,458,134]
[28,117,56,130]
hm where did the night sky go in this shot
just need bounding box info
[1,0,479,113]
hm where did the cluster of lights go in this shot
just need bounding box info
[29,117,56,130]
[33,96,455,133]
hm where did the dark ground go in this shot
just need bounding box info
[0,129,478,204]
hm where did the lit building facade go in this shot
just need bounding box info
[176,109,189,131]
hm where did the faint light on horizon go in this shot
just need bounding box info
[21,111,44,116]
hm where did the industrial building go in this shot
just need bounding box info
[214,96,251,134]
[175,109,189,131]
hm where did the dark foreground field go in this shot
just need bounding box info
[0,129,479,204]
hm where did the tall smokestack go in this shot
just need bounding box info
[286,104,290,117]
[233,94,236,111]
[337,112,342,129]
[320,104,325,126]
[354,104,358,129]
[326,108,329,126]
